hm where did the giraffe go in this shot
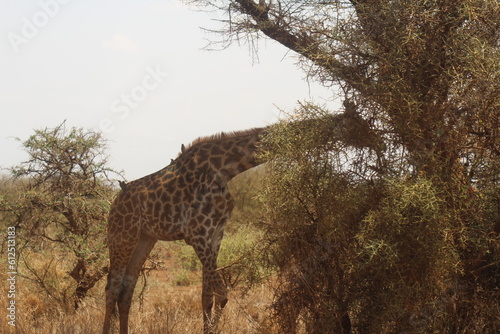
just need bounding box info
[102,126,267,334]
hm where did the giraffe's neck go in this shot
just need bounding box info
[177,127,267,182]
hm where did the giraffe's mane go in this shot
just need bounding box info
[184,127,265,151]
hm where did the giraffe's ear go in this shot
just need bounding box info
[181,144,186,154]
[118,180,127,191]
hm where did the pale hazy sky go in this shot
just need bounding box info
[1,0,338,180]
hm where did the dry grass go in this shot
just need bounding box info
[1,275,275,334]
[1,247,275,334]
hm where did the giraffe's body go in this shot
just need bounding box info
[103,127,266,334]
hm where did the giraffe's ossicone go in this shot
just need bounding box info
[103,127,267,334]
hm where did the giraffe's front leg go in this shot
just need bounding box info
[192,233,228,334]
[201,270,215,334]
[201,266,228,334]
[212,270,228,332]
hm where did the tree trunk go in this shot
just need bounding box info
[70,260,108,309]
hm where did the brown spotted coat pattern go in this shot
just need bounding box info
[102,127,267,334]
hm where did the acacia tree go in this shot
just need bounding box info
[1,122,120,309]
[199,0,498,181]
[192,0,499,332]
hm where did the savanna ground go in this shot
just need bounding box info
[0,242,276,334]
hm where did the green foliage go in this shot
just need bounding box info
[256,102,499,333]
[227,166,267,230]
[257,106,378,333]
[0,122,121,309]
[217,222,268,290]
[355,178,462,332]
